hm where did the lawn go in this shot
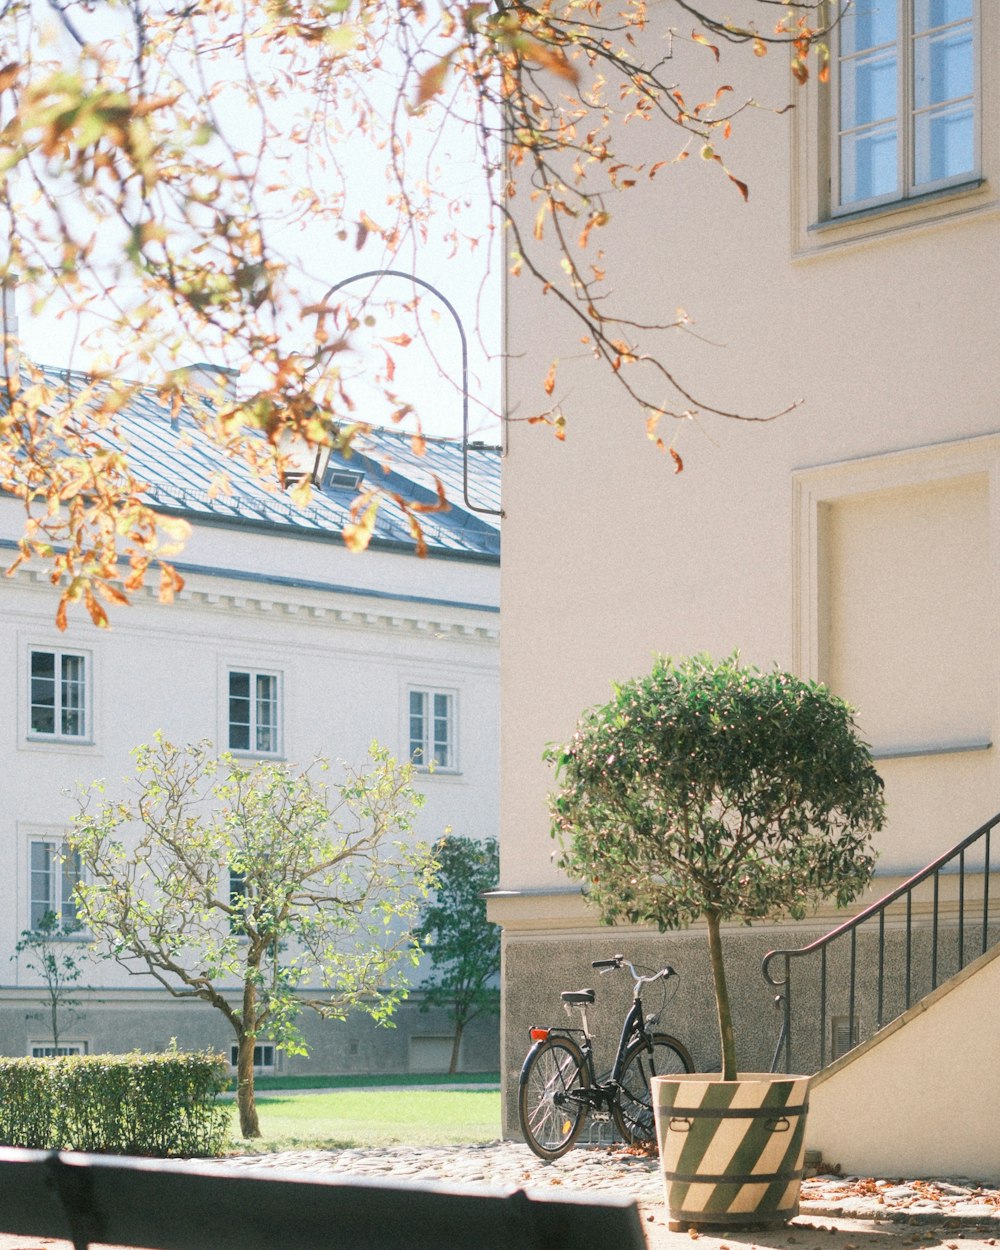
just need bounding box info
[227,1086,502,1152]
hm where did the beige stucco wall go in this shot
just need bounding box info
[806,945,1000,1183]
[497,0,1000,1148]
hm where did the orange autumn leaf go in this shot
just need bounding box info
[416,54,453,105]
[691,31,720,61]
[521,40,579,83]
[343,499,379,552]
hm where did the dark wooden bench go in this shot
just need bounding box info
[0,1147,648,1250]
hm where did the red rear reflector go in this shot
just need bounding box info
[530,1028,550,1042]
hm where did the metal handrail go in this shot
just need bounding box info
[763,808,1000,1074]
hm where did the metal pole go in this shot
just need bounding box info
[323,270,502,517]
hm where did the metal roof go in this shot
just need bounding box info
[29,365,501,561]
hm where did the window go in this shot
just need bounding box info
[29,649,88,740]
[229,868,248,934]
[229,1043,276,1074]
[831,1016,859,1061]
[836,0,977,211]
[408,689,455,770]
[30,1042,86,1058]
[30,839,82,931]
[228,670,280,754]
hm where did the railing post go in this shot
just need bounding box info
[819,946,827,1070]
[848,927,857,1057]
[905,892,913,1009]
[932,870,939,990]
[783,954,792,1074]
[877,908,885,1028]
[984,827,992,957]
[959,848,966,970]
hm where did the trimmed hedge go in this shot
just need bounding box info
[0,1051,231,1157]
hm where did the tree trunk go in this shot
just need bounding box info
[448,1021,465,1075]
[705,910,737,1082]
[236,978,261,1138]
[236,1031,261,1138]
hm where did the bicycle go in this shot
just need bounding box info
[517,954,694,1161]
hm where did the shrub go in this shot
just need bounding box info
[549,654,885,1079]
[0,1051,231,1156]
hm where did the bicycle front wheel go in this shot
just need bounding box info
[517,1035,589,1161]
[614,1033,694,1145]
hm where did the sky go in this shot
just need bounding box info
[11,1,503,444]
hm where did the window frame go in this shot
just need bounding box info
[27,646,91,743]
[229,1042,277,1074]
[28,837,84,934]
[29,1041,88,1058]
[831,0,980,217]
[226,666,283,757]
[407,686,458,773]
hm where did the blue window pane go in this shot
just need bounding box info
[915,0,973,34]
[841,125,898,203]
[914,27,973,109]
[30,841,54,930]
[841,1,896,55]
[433,693,451,767]
[914,102,974,184]
[841,50,897,130]
[409,690,426,763]
[229,671,251,750]
[255,674,277,753]
[60,654,85,737]
[61,850,81,928]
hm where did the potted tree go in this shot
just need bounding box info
[547,654,884,1228]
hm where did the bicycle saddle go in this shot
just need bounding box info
[560,989,596,1005]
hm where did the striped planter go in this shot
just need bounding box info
[652,1073,810,1229]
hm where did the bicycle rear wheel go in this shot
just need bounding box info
[614,1033,693,1145]
[517,1035,589,1160]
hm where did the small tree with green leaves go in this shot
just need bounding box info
[13,911,89,1052]
[417,835,500,1074]
[71,736,437,1138]
[547,654,886,1082]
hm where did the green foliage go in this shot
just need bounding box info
[13,910,89,1049]
[0,1051,230,1156]
[548,654,885,1077]
[416,836,500,1072]
[70,735,437,1137]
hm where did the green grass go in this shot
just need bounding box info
[226,1087,502,1152]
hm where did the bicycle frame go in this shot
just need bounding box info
[527,985,652,1113]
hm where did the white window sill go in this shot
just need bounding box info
[25,735,95,747]
[816,177,985,232]
[795,176,994,259]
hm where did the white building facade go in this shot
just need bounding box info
[494,0,1000,1174]
[0,376,501,1076]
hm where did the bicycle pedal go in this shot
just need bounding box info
[591,1111,611,1122]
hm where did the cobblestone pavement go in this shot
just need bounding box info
[1,1143,997,1250]
[219,1142,1000,1227]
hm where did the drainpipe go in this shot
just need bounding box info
[2,276,19,386]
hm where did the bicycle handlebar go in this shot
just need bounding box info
[591,955,676,987]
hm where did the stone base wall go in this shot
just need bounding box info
[500,926,797,1137]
